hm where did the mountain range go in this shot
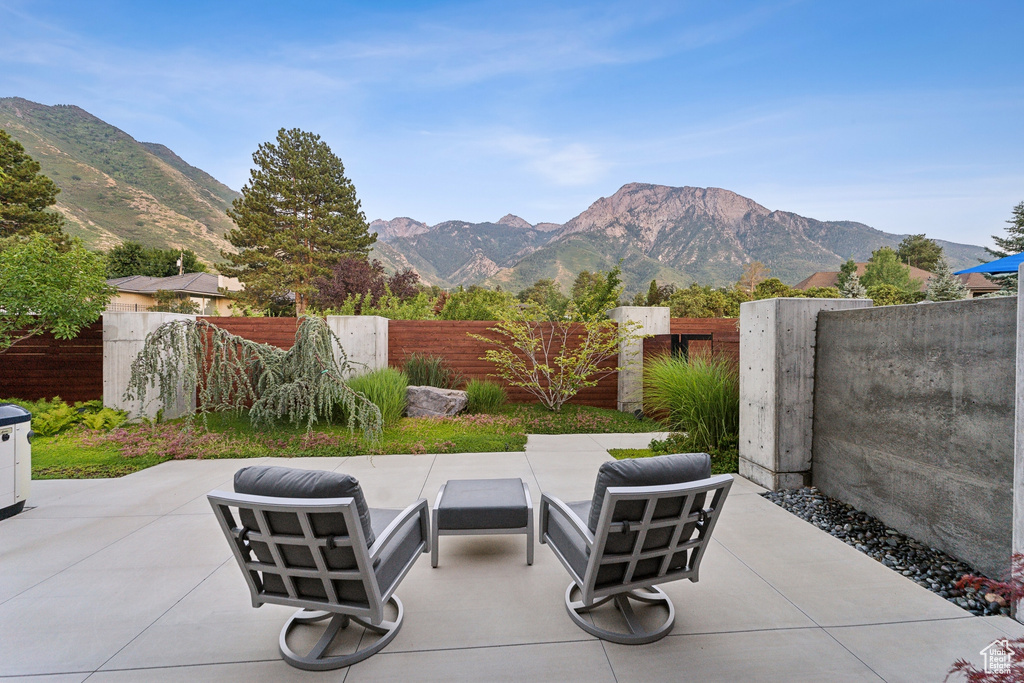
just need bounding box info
[1,97,989,292]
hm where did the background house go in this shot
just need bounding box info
[106,273,242,316]
[794,263,999,298]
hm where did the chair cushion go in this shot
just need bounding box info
[370,507,425,596]
[546,500,592,581]
[587,453,711,532]
[436,478,529,530]
[234,465,376,546]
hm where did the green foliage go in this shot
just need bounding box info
[862,247,921,293]
[866,283,918,306]
[837,259,858,291]
[840,271,867,298]
[151,289,200,314]
[471,314,645,412]
[123,316,382,437]
[0,129,64,239]
[925,257,969,302]
[752,278,796,299]
[668,284,743,318]
[802,286,841,298]
[465,379,508,414]
[896,234,943,272]
[222,128,375,315]
[5,397,128,437]
[439,286,518,320]
[0,234,114,352]
[323,290,438,319]
[570,266,623,319]
[642,355,739,452]
[344,368,408,426]
[517,278,568,319]
[403,353,463,389]
[988,201,1024,258]
[106,240,207,278]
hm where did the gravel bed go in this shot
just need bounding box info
[761,487,1009,617]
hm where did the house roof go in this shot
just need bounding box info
[794,263,999,294]
[107,273,233,297]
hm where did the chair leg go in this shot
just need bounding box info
[563,583,675,645]
[278,597,405,670]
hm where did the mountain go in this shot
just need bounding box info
[0,97,238,263]
[373,184,989,293]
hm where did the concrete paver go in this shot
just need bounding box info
[0,433,1007,681]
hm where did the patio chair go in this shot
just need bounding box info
[207,466,430,670]
[539,453,732,644]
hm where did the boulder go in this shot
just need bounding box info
[405,386,468,418]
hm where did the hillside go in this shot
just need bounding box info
[0,97,238,263]
[374,184,990,292]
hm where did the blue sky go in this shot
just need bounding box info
[0,1,1021,248]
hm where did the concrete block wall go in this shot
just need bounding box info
[103,311,198,419]
[326,316,389,378]
[812,297,1016,580]
[608,306,671,413]
[738,298,871,490]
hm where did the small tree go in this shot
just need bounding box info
[152,289,201,314]
[107,241,207,278]
[439,287,519,320]
[988,201,1024,258]
[926,257,969,302]
[866,283,914,306]
[836,259,858,291]
[471,305,645,412]
[840,272,867,298]
[570,266,624,320]
[0,234,114,352]
[862,247,921,293]
[737,261,769,297]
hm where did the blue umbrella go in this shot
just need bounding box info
[954,252,1024,275]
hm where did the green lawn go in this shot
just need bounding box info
[31,403,663,479]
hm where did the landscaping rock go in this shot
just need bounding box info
[405,386,468,418]
[762,487,1007,617]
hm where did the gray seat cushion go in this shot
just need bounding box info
[234,465,376,546]
[546,500,591,581]
[369,507,424,596]
[587,453,711,532]
[436,478,528,530]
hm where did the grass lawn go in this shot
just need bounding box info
[31,403,663,479]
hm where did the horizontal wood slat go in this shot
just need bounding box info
[0,320,104,402]
[645,318,740,365]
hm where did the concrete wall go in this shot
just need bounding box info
[739,298,871,489]
[326,316,388,378]
[812,297,1016,579]
[608,307,671,413]
[103,311,198,419]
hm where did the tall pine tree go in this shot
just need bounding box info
[988,201,1024,258]
[0,130,65,240]
[222,128,375,315]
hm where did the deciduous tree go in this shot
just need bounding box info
[736,261,769,297]
[222,128,374,315]
[896,234,943,271]
[862,247,921,293]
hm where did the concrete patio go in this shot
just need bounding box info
[1,433,1018,682]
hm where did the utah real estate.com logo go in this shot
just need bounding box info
[981,639,1014,675]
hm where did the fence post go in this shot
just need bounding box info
[607,307,671,414]
[738,297,871,490]
[325,316,389,378]
[102,311,198,419]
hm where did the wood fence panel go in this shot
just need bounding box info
[389,320,618,408]
[0,320,104,402]
[644,318,740,365]
[199,317,301,349]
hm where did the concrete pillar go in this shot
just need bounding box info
[325,316,389,378]
[738,297,871,490]
[1013,264,1024,614]
[608,306,671,413]
[103,311,198,419]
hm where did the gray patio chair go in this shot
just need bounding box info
[208,466,430,670]
[540,453,732,644]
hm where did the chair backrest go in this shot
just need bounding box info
[581,472,732,604]
[208,467,388,623]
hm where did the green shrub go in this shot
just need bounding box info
[344,368,408,426]
[403,353,463,389]
[465,379,507,414]
[642,355,739,452]
[0,397,128,436]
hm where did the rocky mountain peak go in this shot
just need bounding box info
[370,217,430,241]
[496,214,533,230]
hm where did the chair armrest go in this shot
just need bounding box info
[369,498,430,562]
[540,493,594,548]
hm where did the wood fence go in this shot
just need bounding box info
[643,318,740,364]
[0,321,104,403]
[389,320,619,409]
[198,317,300,349]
